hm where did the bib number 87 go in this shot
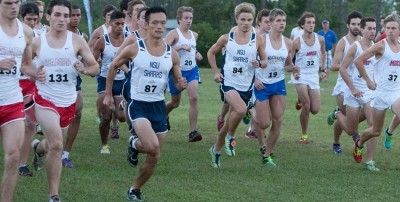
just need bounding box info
[144,85,157,93]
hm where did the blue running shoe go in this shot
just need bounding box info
[333,144,342,154]
[384,128,392,149]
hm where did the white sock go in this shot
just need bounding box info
[19,164,27,168]
[213,145,220,154]
[131,137,138,149]
[227,134,235,139]
[247,127,252,132]
[62,151,69,159]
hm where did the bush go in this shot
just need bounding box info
[191,22,224,68]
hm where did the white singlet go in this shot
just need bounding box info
[36,31,79,107]
[130,40,172,102]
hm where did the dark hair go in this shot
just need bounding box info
[120,0,131,11]
[102,4,117,18]
[347,11,363,25]
[71,4,80,10]
[20,2,39,18]
[46,0,72,16]
[144,6,167,23]
[256,9,270,24]
[110,10,125,21]
[137,6,149,21]
[298,11,315,26]
[360,17,375,29]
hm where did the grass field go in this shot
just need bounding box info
[3,69,400,201]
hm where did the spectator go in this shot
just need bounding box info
[317,19,338,80]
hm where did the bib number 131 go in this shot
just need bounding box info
[49,74,69,82]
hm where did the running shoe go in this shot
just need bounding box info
[62,158,74,168]
[217,114,224,131]
[49,195,61,202]
[333,144,342,154]
[384,128,392,149]
[127,188,143,201]
[353,139,364,163]
[245,129,257,139]
[127,135,139,167]
[327,106,340,125]
[19,165,33,177]
[100,145,110,154]
[242,102,253,125]
[299,135,310,143]
[366,161,380,172]
[188,130,203,142]
[224,136,236,156]
[209,146,220,168]
[262,156,276,167]
[111,126,119,139]
[295,99,302,110]
[32,139,44,171]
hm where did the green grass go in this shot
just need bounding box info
[4,69,400,201]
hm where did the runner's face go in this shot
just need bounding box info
[145,12,166,39]
[137,10,146,29]
[70,8,81,27]
[0,0,20,20]
[385,21,400,40]
[179,12,192,29]
[362,21,376,41]
[105,10,114,25]
[258,16,270,33]
[22,13,38,28]
[236,12,253,32]
[348,18,361,36]
[47,5,70,31]
[303,17,315,33]
[37,5,43,19]
[131,4,144,22]
[271,15,286,33]
[110,18,124,34]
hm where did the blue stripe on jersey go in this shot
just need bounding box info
[229,32,234,41]
[104,34,111,45]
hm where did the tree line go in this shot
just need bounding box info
[38,0,396,67]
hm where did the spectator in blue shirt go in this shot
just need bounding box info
[318,19,338,79]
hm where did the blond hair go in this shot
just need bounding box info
[384,13,400,27]
[234,2,255,19]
